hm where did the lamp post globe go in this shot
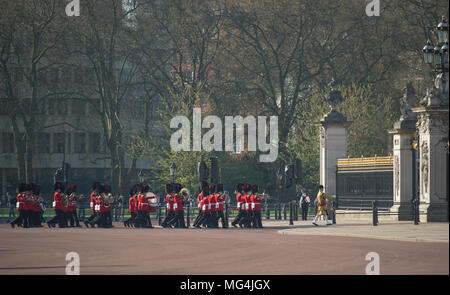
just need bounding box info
[423,40,434,64]
[436,16,449,44]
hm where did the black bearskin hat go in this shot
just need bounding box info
[251,185,258,193]
[166,183,173,194]
[54,182,65,191]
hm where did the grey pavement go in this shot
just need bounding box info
[268,219,449,243]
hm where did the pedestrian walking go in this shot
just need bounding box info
[299,190,311,221]
[312,185,335,226]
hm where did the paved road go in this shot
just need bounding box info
[0,224,448,275]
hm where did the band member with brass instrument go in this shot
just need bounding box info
[30,184,42,227]
[85,182,100,227]
[170,184,186,228]
[90,184,108,228]
[104,185,113,228]
[47,182,66,228]
[196,186,210,228]
[140,183,153,228]
[124,187,137,227]
[207,185,218,228]
[215,184,228,228]
[240,184,252,228]
[132,184,140,227]
[231,183,244,228]
[161,184,176,228]
[193,186,205,228]
[250,185,263,228]
[10,183,28,228]
[67,184,81,227]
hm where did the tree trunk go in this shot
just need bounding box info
[11,115,26,183]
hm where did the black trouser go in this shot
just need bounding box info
[232,210,243,226]
[48,210,66,228]
[201,212,211,227]
[11,210,27,227]
[193,211,204,227]
[253,211,262,228]
[125,212,137,226]
[135,211,144,228]
[30,210,41,227]
[208,211,218,228]
[143,211,152,228]
[175,210,185,228]
[68,210,80,226]
[301,205,309,220]
[217,211,227,228]
[161,211,176,227]
[239,211,250,227]
[86,210,96,223]
[91,212,107,228]
[105,211,113,227]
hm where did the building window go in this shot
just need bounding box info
[89,132,101,153]
[61,66,72,84]
[73,66,84,84]
[74,133,86,153]
[89,99,100,115]
[71,99,86,115]
[36,133,50,153]
[1,132,14,153]
[53,133,66,153]
[14,67,24,83]
[48,99,67,115]
[0,99,10,115]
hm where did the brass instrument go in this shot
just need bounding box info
[180,188,190,204]
[104,193,114,208]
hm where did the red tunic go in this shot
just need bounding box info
[129,196,136,213]
[166,194,175,212]
[141,194,150,212]
[208,195,217,212]
[215,193,225,211]
[242,194,250,211]
[203,196,210,213]
[236,193,242,210]
[16,193,26,211]
[53,192,64,210]
[90,192,96,210]
[174,194,183,211]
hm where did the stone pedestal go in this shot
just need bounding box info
[413,107,449,222]
[318,109,351,196]
[412,72,449,222]
[389,118,417,220]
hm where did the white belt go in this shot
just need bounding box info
[173,203,178,209]
[237,202,241,209]
[215,203,220,209]
[90,202,94,207]
[198,204,201,209]
[208,204,211,210]
[52,201,56,207]
[166,204,171,209]
[202,204,206,211]
[95,204,100,211]
[72,202,77,205]
[251,203,255,209]
[141,203,148,206]
[16,202,21,208]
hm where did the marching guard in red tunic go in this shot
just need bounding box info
[10,183,28,228]
[124,186,137,227]
[215,184,228,228]
[85,182,100,227]
[231,183,244,228]
[47,182,67,228]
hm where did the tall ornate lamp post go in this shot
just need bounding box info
[412,16,449,222]
[170,163,176,184]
